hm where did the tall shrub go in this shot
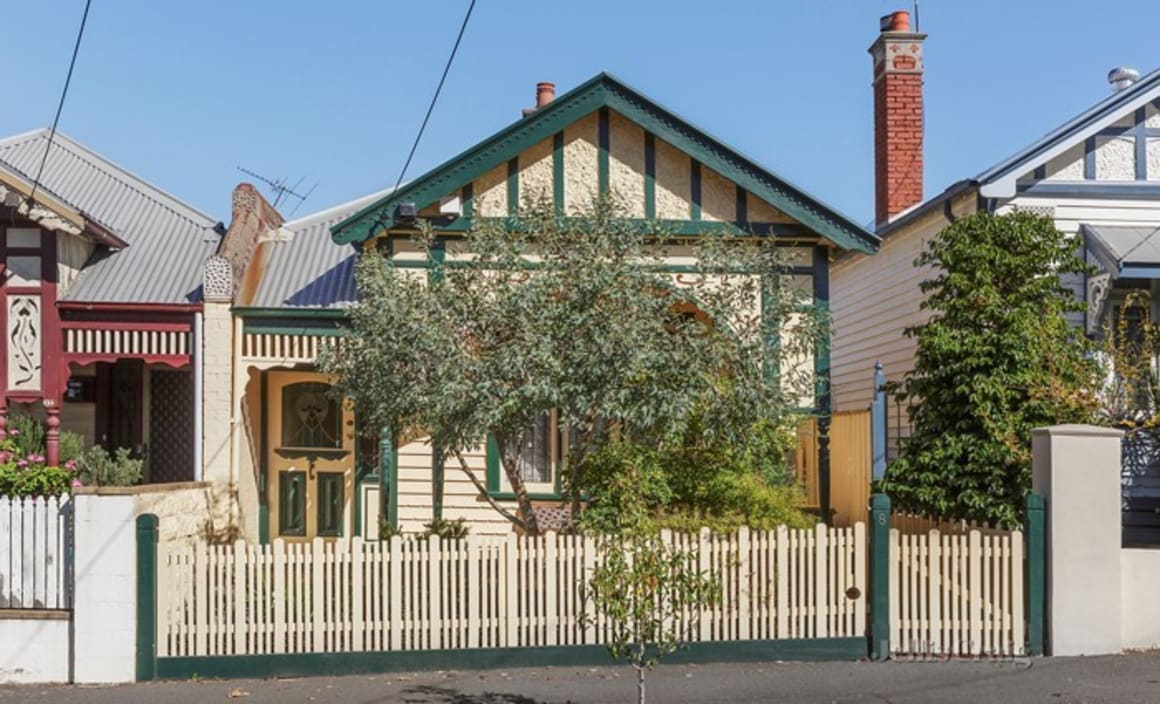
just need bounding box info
[879,211,1099,525]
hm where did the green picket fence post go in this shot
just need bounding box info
[136,513,159,682]
[869,493,891,660]
[1025,493,1045,656]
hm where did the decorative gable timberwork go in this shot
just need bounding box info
[333,74,877,253]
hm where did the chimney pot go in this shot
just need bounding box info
[1108,67,1140,93]
[536,82,556,108]
[880,10,910,33]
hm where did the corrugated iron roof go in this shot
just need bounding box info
[1082,223,1160,272]
[248,188,395,309]
[0,129,219,304]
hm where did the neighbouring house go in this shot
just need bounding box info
[202,73,880,543]
[0,129,218,480]
[832,10,1160,459]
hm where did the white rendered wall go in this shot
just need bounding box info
[1122,549,1160,649]
[71,493,136,683]
[0,615,70,683]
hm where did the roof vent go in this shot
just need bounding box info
[1109,66,1140,93]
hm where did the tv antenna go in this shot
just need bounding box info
[236,166,317,215]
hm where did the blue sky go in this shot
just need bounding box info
[3,1,1157,227]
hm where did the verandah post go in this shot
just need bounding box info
[869,493,891,660]
[135,513,159,682]
[1024,493,1045,656]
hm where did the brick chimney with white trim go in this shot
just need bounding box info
[870,10,927,226]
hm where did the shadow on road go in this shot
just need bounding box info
[397,684,571,704]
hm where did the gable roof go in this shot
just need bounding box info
[246,188,395,310]
[880,69,1160,238]
[331,73,878,253]
[0,129,219,304]
[976,68,1160,198]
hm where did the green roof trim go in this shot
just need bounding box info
[331,72,878,254]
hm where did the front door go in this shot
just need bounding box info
[267,371,355,540]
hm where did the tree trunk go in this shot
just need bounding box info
[636,664,646,704]
[495,431,541,535]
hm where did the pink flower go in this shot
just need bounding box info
[71,479,82,488]
[26,453,44,464]
[16,460,27,468]
[0,451,11,463]
[64,459,77,471]
[9,429,20,437]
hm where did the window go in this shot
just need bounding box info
[281,382,342,450]
[316,472,345,537]
[488,410,578,495]
[279,470,306,536]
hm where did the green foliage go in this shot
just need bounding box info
[422,517,470,539]
[879,211,1099,526]
[0,439,73,497]
[59,431,85,465]
[7,413,46,458]
[321,194,823,535]
[75,446,142,487]
[1094,291,1160,428]
[378,516,403,541]
[578,437,815,534]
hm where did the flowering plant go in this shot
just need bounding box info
[0,439,74,497]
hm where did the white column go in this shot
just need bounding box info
[1031,424,1123,656]
[71,493,136,683]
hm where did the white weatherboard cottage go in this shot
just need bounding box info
[832,52,1160,450]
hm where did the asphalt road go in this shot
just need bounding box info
[3,654,1160,704]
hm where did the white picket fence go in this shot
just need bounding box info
[890,528,1025,657]
[0,495,72,610]
[157,524,866,657]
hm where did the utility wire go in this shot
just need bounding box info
[392,0,476,193]
[28,0,93,207]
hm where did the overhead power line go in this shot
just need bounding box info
[392,0,477,193]
[28,0,93,207]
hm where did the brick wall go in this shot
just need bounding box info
[871,28,926,226]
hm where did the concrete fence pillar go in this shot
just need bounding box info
[71,493,137,682]
[1031,424,1123,656]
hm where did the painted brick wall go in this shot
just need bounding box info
[72,493,136,683]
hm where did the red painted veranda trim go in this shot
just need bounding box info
[60,321,191,333]
[65,353,190,369]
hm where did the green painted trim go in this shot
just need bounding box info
[598,107,610,195]
[278,470,307,537]
[690,159,702,220]
[353,413,362,538]
[434,216,822,239]
[760,269,779,387]
[485,434,501,493]
[736,186,748,223]
[461,182,473,219]
[316,472,345,537]
[432,446,444,522]
[136,513,159,682]
[233,307,349,320]
[428,238,447,286]
[242,324,346,337]
[1025,492,1045,656]
[395,255,813,277]
[553,132,565,216]
[153,637,864,680]
[380,428,398,531]
[329,73,878,253]
[644,132,656,219]
[869,494,891,661]
[258,372,269,545]
[507,157,519,216]
[813,245,831,519]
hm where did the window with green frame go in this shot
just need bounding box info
[487,411,577,497]
[317,472,345,537]
[279,470,306,536]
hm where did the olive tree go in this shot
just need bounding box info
[320,195,822,534]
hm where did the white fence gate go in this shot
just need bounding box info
[890,527,1025,657]
[156,524,866,657]
[0,495,72,610]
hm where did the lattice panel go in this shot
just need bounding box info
[148,369,195,483]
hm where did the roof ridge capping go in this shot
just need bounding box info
[329,72,878,254]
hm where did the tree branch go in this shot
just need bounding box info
[451,448,527,531]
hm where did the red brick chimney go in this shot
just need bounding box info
[523,82,556,116]
[870,10,927,226]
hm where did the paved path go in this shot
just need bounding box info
[3,654,1160,703]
